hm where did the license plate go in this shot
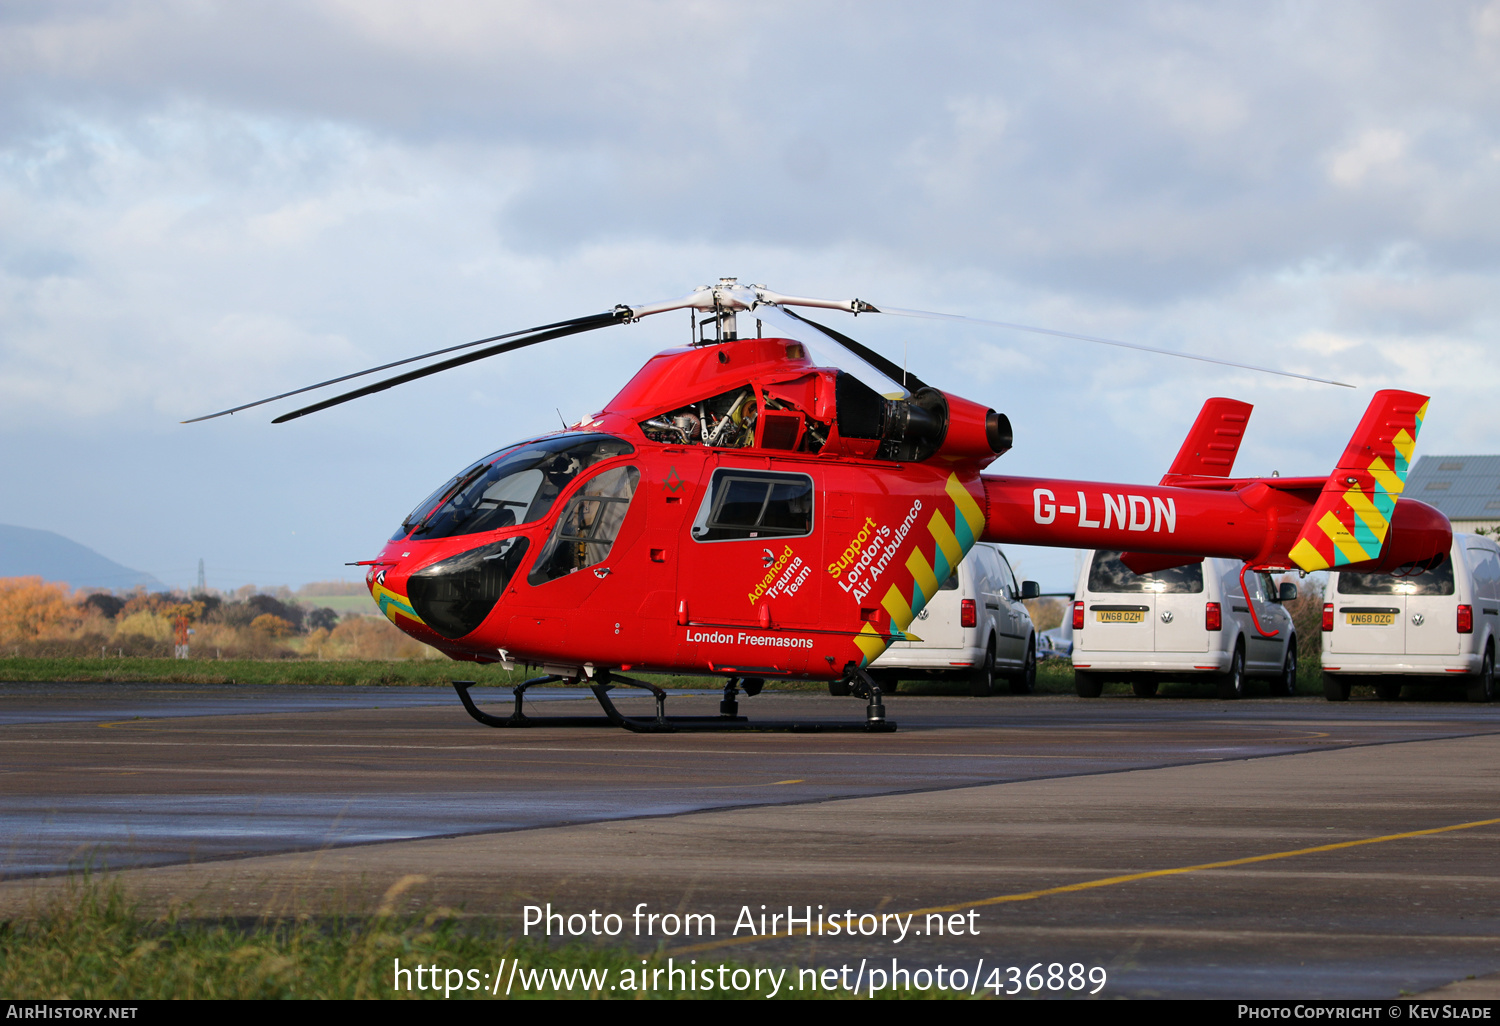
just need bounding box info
[1346,612,1395,626]
[1097,610,1145,623]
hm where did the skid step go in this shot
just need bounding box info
[451,672,896,733]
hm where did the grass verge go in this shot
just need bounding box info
[0,880,953,1000]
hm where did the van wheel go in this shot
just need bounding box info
[1466,648,1494,703]
[970,639,995,697]
[1322,672,1350,702]
[1074,669,1103,698]
[870,670,898,695]
[1216,645,1245,700]
[1131,676,1159,698]
[828,678,852,697]
[1269,643,1297,697]
[1374,679,1402,700]
[1009,639,1037,695]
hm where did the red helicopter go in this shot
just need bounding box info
[190,279,1452,732]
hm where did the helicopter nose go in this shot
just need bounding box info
[406,537,530,639]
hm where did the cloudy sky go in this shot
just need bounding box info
[3,1,1499,592]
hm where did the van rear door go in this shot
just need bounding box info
[1084,551,1156,652]
[1152,561,1209,653]
[1405,553,1459,656]
[1330,571,1406,655]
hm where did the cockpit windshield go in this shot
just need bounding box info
[393,433,634,541]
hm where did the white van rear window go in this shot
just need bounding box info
[1339,560,1453,596]
[1088,551,1203,594]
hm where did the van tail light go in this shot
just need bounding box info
[1458,604,1473,634]
[961,599,976,628]
[1072,601,1085,630]
[1322,603,1334,632]
[1205,602,1222,632]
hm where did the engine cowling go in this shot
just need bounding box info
[831,375,1009,464]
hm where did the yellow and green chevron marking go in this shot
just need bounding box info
[853,473,986,666]
[1289,392,1429,572]
[373,580,426,626]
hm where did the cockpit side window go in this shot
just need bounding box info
[527,465,641,585]
[690,469,814,542]
[395,433,633,541]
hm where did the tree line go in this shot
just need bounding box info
[0,578,427,660]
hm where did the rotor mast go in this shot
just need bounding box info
[626,278,875,345]
[701,278,740,342]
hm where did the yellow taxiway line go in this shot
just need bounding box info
[669,815,1500,956]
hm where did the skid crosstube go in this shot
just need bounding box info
[451,671,896,733]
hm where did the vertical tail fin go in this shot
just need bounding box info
[1160,398,1253,483]
[1287,390,1430,572]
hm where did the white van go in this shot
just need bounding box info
[1071,550,1298,699]
[1321,532,1499,702]
[868,542,1039,696]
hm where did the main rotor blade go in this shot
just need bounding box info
[271,312,625,424]
[770,306,930,394]
[872,304,1354,388]
[182,311,620,424]
[752,305,911,399]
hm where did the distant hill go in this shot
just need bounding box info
[0,524,165,592]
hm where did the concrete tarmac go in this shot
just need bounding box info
[2,681,1499,998]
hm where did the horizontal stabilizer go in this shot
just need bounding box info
[1257,475,1328,493]
[1161,398,1253,483]
[1288,390,1430,572]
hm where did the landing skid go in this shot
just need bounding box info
[451,670,896,733]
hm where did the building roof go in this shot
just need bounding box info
[1405,456,1500,521]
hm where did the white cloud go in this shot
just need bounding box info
[1327,128,1409,186]
[1478,1,1500,49]
[1296,330,1361,356]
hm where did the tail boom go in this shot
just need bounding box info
[981,475,1299,565]
[978,475,1450,572]
[976,388,1447,574]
